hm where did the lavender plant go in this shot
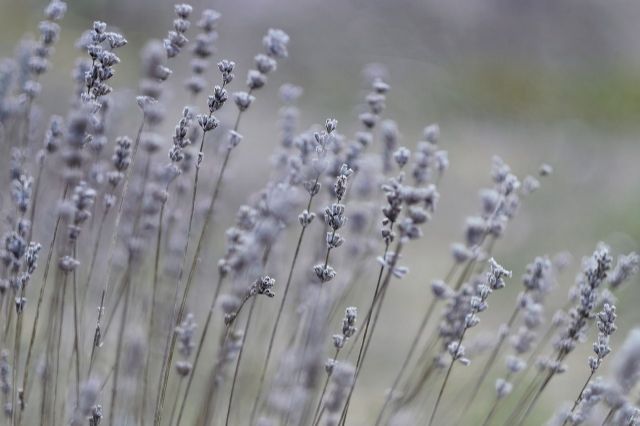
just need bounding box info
[0,4,637,426]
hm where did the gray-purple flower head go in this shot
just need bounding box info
[262,29,289,58]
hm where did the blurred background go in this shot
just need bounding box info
[1,0,639,423]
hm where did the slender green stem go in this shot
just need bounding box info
[156,96,249,424]
[12,314,22,425]
[504,373,545,426]
[52,268,68,426]
[40,266,64,425]
[508,303,570,396]
[20,184,68,406]
[20,97,34,150]
[141,198,167,421]
[563,370,595,426]
[71,244,81,405]
[107,263,132,426]
[26,153,44,243]
[225,298,258,426]
[168,380,184,426]
[601,408,616,426]
[155,146,232,425]
[338,240,403,426]
[248,217,311,424]
[3,299,14,344]
[12,247,27,425]
[88,117,145,379]
[514,370,555,426]
[175,275,225,425]
[513,349,569,426]
[197,325,232,426]
[481,394,502,426]
[345,242,389,361]
[427,328,468,426]
[396,339,438,409]
[457,298,523,423]
[78,206,109,327]
[387,265,459,416]
[373,295,438,426]
[312,348,340,426]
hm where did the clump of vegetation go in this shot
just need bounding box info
[0,2,638,425]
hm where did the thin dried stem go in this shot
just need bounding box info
[88,116,145,379]
[20,184,69,407]
[175,275,225,425]
[155,94,251,425]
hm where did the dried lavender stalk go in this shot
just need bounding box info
[0,6,637,425]
[427,259,511,426]
[249,119,335,424]
[156,29,290,425]
[511,245,613,425]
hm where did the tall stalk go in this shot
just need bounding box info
[107,263,133,426]
[11,216,27,426]
[249,180,319,424]
[563,370,595,426]
[141,192,168,420]
[155,95,250,426]
[79,205,110,324]
[87,117,145,378]
[480,370,514,426]
[224,297,258,426]
[51,263,69,425]
[20,184,69,407]
[225,244,273,425]
[427,327,468,426]
[25,153,44,243]
[338,239,404,426]
[373,294,440,426]
[311,347,340,426]
[174,275,225,424]
[456,297,523,422]
[71,244,81,403]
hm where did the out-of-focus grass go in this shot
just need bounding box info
[451,64,640,128]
